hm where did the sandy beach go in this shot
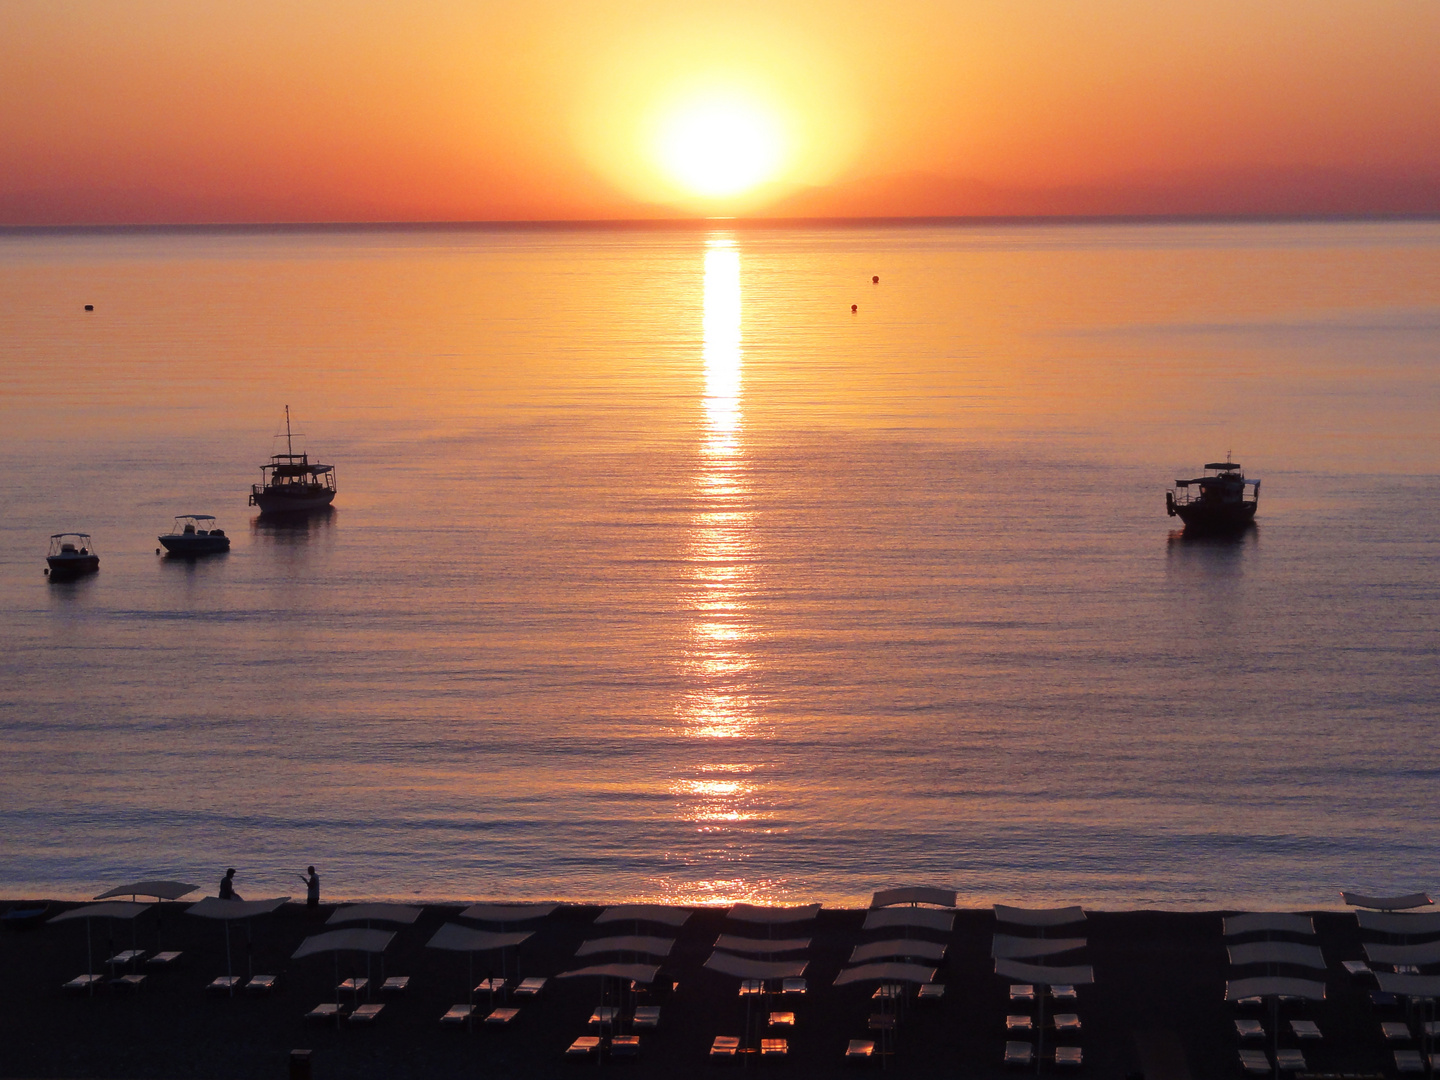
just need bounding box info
[0,901,1399,1079]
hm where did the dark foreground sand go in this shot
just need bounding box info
[0,903,1399,1079]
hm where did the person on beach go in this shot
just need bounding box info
[300,866,320,913]
[218,867,242,900]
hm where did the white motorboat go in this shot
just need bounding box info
[159,515,231,555]
[46,533,99,577]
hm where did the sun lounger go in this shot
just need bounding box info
[1238,1049,1270,1075]
[782,977,806,994]
[634,1005,661,1028]
[514,977,546,996]
[107,949,145,968]
[338,977,368,994]
[867,1014,896,1032]
[112,974,146,991]
[871,984,901,1000]
[1010,984,1035,1002]
[611,1035,640,1058]
[1234,1019,1265,1039]
[146,951,182,968]
[207,975,242,993]
[1382,1021,1411,1041]
[246,975,277,995]
[1275,1048,1306,1072]
[1342,960,1372,977]
[1054,1047,1083,1068]
[440,1005,473,1024]
[761,1039,788,1057]
[1289,1019,1321,1040]
[1050,984,1077,1000]
[1425,1021,1440,1037]
[589,1006,618,1026]
[739,979,764,996]
[62,973,103,994]
[1370,989,1399,1008]
[918,982,944,1001]
[350,1003,384,1024]
[485,1007,519,1025]
[769,1011,795,1027]
[381,976,409,993]
[845,1039,875,1060]
[1395,1050,1425,1073]
[1006,1016,1034,1032]
[1053,1013,1082,1032]
[710,1036,740,1059]
[473,978,505,993]
[566,1036,600,1057]
[1004,1042,1035,1067]
[306,1002,346,1022]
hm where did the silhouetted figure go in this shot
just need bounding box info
[300,866,320,912]
[218,867,242,900]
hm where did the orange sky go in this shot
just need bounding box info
[2,0,1438,224]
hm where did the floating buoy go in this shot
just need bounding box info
[155,548,161,556]
[851,304,858,313]
[872,276,879,284]
[43,568,49,576]
[84,304,93,311]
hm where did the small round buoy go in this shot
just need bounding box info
[851,304,858,313]
[872,276,879,284]
[155,548,161,556]
[43,568,49,576]
[84,304,93,311]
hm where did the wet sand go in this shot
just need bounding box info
[0,903,1398,1079]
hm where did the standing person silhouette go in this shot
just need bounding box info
[300,866,320,914]
[218,868,243,900]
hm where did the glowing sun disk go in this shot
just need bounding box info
[657,99,784,198]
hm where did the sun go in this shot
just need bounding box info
[653,94,785,199]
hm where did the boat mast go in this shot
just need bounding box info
[286,405,294,458]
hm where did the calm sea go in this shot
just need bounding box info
[1,220,1437,909]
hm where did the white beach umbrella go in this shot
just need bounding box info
[49,902,154,996]
[426,923,534,1027]
[185,897,289,996]
[293,928,396,1026]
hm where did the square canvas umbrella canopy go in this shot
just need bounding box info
[94,881,198,901]
[327,904,422,926]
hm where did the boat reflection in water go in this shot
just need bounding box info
[666,239,773,906]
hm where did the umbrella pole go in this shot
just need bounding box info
[1037,984,1046,1076]
[225,921,233,997]
[335,953,342,1030]
[86,918,94,997]
[468,952,474,1034]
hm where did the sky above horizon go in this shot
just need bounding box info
[3,0,1439,224]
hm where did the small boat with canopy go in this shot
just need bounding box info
[248,406,337,515]
[1166,458,1260,531]
[159,515,231,555]
[46,533,99,577]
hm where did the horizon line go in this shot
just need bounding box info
[3,211,1440,236]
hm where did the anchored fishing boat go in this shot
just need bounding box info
[46,533,99,577]
[1166,459,1260,532]
[248,406,336,515]
[158,515,231,555]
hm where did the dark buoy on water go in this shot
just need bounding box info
[851,304,858,313]
[872,276,879,284]
[84,304,93,312]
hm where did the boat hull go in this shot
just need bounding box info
[159,535,231,555]
[250,488,336,514]
[46,555,99,577]
[1173,501,1257,533]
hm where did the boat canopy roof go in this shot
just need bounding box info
[1205,461,1242,470]
[174,514,216,521]
[50,532,92,540]
[1176,476,1258,486]
[263,459,332,476]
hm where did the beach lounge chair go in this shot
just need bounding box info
[440,1005,473,1025]
[1050,984,1077,1001]
[515,977,547,996]
[710,1035,741,1059]
[1053,1013,1081,1032]
[769,1011,795,1028]
[381,976,409,993]
[1238,1048,1270,1075]
[1395,1050,1425,1073]
[740,979,764,996]
[871,983,901,1000]
[107,949,145,969]
[1004,1041,1035,1067]
[782,977,806,995]
[634,1005,661,1028]
[589,1005,618,1026]
[246,974,277,995]
[1054,1047,1083,1068]
[207,975,242,993]
[338,977,368,995]
[1006,1016,1034,1032]
[1342,960,1371,977]
[1010,984,1035,1002]
[1289,1019,1321,1040]
[845,1039,875,1061]
[566,1036,600,1057]
[485,1007,519,1025]
[1369,989,1399,1008]
[1275,1048,1306,1072]
[1234,1019,1265,1039]
[867,1014,896,1033]
[1381,1021,1411,1041]
[350,1003,384,1024]
[761,1038,788,1057]
[611,1035,640,1058]
[306,1002,346,1022]
[474,977,505,993]
[146,951,182,968]
[112,973,146,991]
[1425,1021,1440,1037]
[918,982,944,1001]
